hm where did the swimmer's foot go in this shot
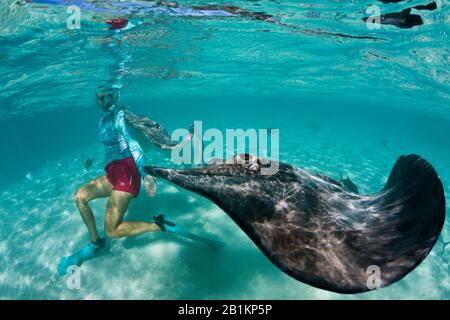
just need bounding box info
[91,237,106,254]
[57,238,106,276]
[153,214,178,233]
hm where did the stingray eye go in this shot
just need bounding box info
[245,161,261,172]
[235,154,261,172]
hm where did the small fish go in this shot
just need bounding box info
[25,172,34,182]
[84,158,94,170]
[340,173,359,194]
[381,139,388,148]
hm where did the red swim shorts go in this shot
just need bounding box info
[105,157,141,197]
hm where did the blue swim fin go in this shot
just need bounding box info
[57,238,106,276]
[153,215,225,248]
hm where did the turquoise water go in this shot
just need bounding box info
[0,0,449,299]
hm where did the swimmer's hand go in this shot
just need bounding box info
[144,175,157,197]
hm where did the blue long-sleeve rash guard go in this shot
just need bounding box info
[99,105,147,177]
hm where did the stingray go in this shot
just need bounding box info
[123,108,194,154]
[84,158,94,170]
[145,154,445,293]
[340,173,359,194]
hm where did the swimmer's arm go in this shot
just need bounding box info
[115,109,147,177]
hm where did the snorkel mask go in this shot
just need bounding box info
[95,89,118,111]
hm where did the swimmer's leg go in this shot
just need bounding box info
[104,190,161,238]
[75,176,112,242]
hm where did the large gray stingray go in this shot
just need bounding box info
[145,154,445,293]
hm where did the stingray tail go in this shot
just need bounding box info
[380,154,445,250]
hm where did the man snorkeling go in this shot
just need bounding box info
[57,89,205,275]
[74,90,168,250]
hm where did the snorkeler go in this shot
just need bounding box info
[74,90,162,250]
[57,90,220,275]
